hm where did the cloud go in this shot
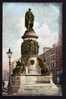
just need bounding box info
[37,23,58,54]
[38,24,51,38]
[12,38,22,61]
[16,16,26,36]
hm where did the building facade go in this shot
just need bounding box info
[39,43,63,83]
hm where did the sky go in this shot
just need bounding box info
[3,3,62,71]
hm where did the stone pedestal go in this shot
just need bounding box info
[21,31,39,66]
[17,75,61,96]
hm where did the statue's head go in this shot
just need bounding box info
[29,8,31,12]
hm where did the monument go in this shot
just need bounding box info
[10,9,60,96]
[18,9,52,94]
[21,8,49,76]
[21,8,39,67]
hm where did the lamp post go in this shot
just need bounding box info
[7,48,12,87]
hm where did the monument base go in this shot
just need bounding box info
[17,75,60,95]
[10,75,62,96]
[19,75,52,85]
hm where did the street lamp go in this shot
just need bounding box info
[7,48,12,87]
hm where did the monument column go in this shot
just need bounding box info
[21,8,39,66]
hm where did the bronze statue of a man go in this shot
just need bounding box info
[25,8,34,31]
